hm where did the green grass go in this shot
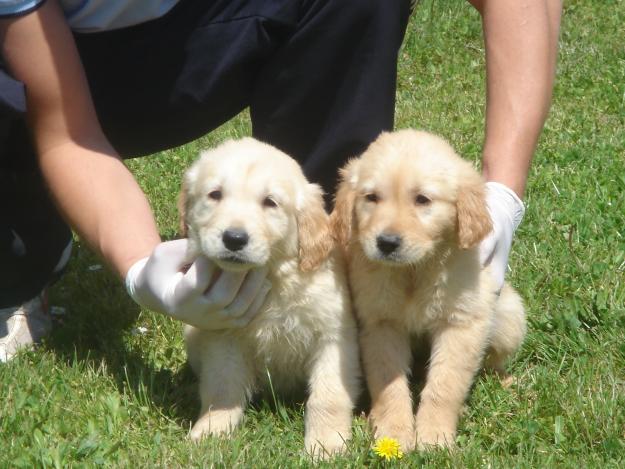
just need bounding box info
[2,0,624,467]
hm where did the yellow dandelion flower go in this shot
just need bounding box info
[373,437,404,460]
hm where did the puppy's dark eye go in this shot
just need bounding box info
[263,196,278,208]
[364,193,379,203]
[415,194,431,205]
[208,189,222,201]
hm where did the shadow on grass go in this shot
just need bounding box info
[43,240,199,428]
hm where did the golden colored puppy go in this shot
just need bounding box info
[180,138,360,458]
[331,130,526,450]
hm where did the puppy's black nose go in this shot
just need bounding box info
[376,233,402,255]
[222,229,249,252]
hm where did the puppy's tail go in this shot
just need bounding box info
[484,284,526,375]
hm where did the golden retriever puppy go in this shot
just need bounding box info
[180,137,360,457]
[331,130,526,450]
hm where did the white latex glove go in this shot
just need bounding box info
[125,239,270,329]
[479,181,525,291]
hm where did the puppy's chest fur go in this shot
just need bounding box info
[237,253,351,388]
[350,248,495,334]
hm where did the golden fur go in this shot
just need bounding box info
[181,138,360,457]
[330,130,526,450]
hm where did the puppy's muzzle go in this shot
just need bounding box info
[376,233,402,255]
[222,228,249,252]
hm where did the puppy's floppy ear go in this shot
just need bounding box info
[178,182,190,238]
[456,174,493,249]
[178,164,199,238]
[297,183,333,272]
[329,159,359,246]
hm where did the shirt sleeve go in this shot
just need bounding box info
[0,0,46,18]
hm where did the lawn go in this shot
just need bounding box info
[2,0,624,467]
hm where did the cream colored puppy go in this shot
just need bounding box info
[180,138,360,457]
[331,130,526,450]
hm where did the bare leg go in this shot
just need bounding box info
[360,321,415,451]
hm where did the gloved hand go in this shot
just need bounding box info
[479,181,525,291]
[125,239,270,329]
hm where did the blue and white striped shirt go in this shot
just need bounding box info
[0,0,179,32]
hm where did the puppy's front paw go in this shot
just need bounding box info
[305,428,350,460]
[416,426,456,450]
[189,409,242,441]
[415,406,457,449]
[370,419,416,453]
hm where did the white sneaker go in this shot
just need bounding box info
[0,292,52,362]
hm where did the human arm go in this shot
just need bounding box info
[470,0,562,197]
[0,1,269,326]
[467,0,562,287]
[1,0,159,277]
